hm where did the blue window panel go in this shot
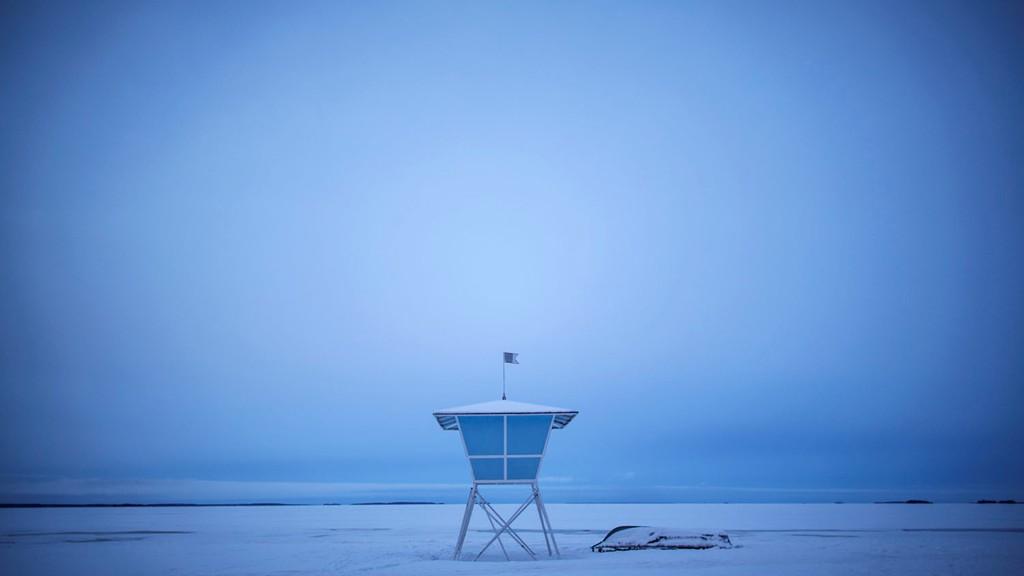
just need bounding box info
[459,416,504,456]
[470,458,504,481]
[507,415,552,455]
[507,457,541,480]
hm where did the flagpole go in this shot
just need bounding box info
[502,355,506,400]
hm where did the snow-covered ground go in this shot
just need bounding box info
[2,503,1022,575]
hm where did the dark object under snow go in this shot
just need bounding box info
[591,526,733,552]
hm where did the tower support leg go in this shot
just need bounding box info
[453,484,477,560]
[532,482,553,556]
[534,485,559,556]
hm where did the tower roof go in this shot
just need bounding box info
[433,399,578,430]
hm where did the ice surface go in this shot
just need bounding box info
[2,503,1022,575]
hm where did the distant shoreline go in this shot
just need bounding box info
[0,503,294,509]
[0,501,444,509]
[0,500,1015,509]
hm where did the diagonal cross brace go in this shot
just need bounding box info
[474,492,538,560]
[477,495,536,558]
[478,495,511,560]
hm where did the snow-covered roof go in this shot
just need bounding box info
[433,399,578,431]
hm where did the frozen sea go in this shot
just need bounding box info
[2,503,1023,575]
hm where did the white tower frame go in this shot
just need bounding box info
[434,401,577,561]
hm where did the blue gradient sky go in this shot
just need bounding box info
[2,0,1022,503]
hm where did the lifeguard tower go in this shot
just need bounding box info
[433,399,578,560]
